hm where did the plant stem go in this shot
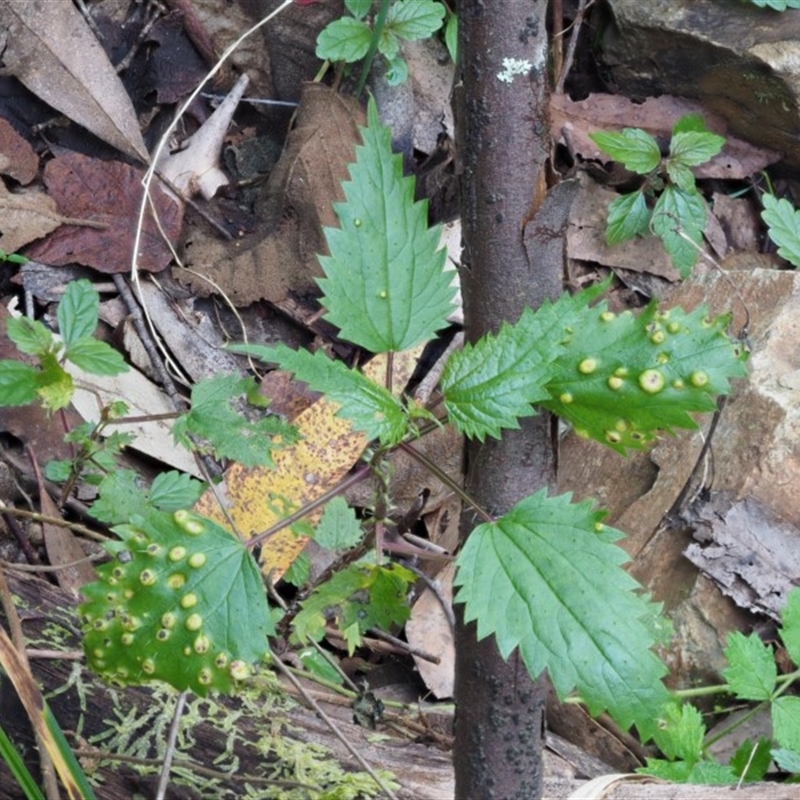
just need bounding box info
[397,440,493,523]
[356,0,391,98]
[245,464,372,551]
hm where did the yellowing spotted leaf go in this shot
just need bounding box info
[195,396,366,580]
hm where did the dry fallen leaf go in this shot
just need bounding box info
[0,181,73,254]
[0,0,149,162]
[178,83,365,305]
[25,152,183,273]
[0,118,38,185]
[195,397,368,580]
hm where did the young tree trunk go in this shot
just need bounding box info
[453,3,573,797]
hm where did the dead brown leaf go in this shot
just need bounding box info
[0,181,66,254]
[0,0,148,162]
[25,152,183,273]
[177,83,365,305]
[0,118,38,185]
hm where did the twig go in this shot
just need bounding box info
[155,690,187,800]
[555,0,594,95]
[269,648,399,800]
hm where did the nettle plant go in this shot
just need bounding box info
[315,0,455,86]
[590,113,725,276]
[2,101,747,741]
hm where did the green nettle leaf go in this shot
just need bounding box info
[65,338,128,376]
[780,588,800,667]
[761,194,800,268]
[729,738,773,782]
[454,489,669,739]
[589,128,661,174]
[606,191,651,245]
[441,305,561,440]
[651,186,707,276]
[0,360,39,406]
[722,631,777,700]
[80,510,273,695]
[5,316,55,356]
[172,374,298,467]
[386,0,445,41]
[750,0,800,9]
[652,702,705,765]
[58,279,99,347]
[313,496,364,551]
[317,98,456,353]
[230,343,410,446]
[668,130,725,167]
[541,300,747,453]
[315,17,373,63]
[293,563,414,655]
[772,696,800,752]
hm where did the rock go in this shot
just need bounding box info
[602,0,800,166]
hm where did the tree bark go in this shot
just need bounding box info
[453,2,570,798]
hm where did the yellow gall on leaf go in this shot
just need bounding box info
[559,392,573,404]
[690,370,709,387]
[188,552,207,569]
[169,546,187,562]
[168,573,186,589]
[186,613,203,631]
[578,357,598,374]
[600,311,616,322]
[181,593,198,609]
[608,376,624,390]
[638,369,665,394]
[139,569,156,586]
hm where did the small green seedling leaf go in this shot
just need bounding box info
[722,631,777,701]
[761,194,800,267]
[386,0,445,42]
[0,360,39,406]
[773,696,800,753]
[317,97,456,353]
[590,128,661,174]
[652,702,705,765]
[172,374,298,467]
[58,279,99,347]
[316,16,373,62]
[35,353,74,411]
[606,191,651,245]
[541,300,747,453]
[5,316,55,356]
[65,338,128,376]
[293,562,414,655]
[231,343,410,446]
[345,0,372,19]
[668,130,725,168]
[454,489,669,739]
[780,587,800,667]
[313,496,364,551]
[80,510,272,695]
[651,185,707,276]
